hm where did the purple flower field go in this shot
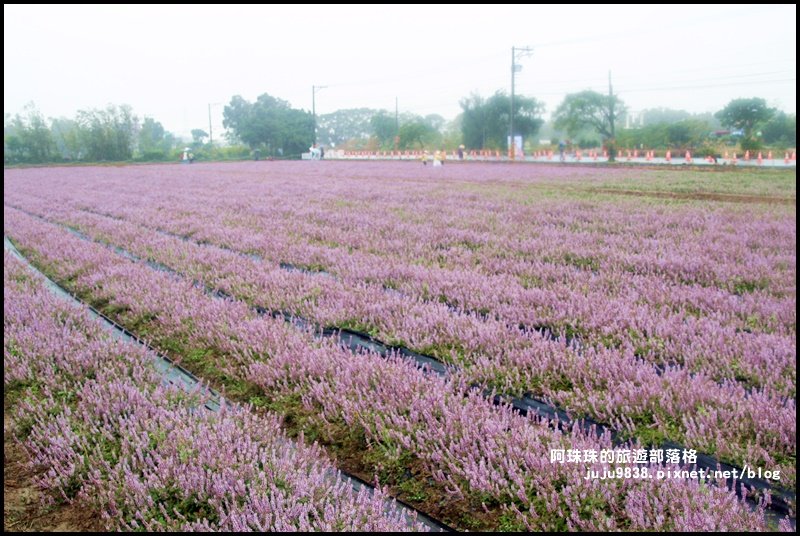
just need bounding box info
[4,252,423,531]
[4,161,796,530]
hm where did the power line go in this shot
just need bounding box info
[620,78,796,94]
[529,68,795,89]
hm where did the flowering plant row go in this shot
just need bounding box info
[4,197,794,494]
[4,252,422,532]
[3,208,790,530]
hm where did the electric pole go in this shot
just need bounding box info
[208,102,221,145]
[510,46,533,160]
[312,85,328,145]
[608,71,616,162]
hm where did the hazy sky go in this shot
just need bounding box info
[4,4,796,138]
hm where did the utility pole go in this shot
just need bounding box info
[394,97,400,150]
[312,85,328,146]
[510,46,533,161]
[608,70,616,162]
[208,102,221,145]
[510,46,514,160]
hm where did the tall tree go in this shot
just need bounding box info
[5,104,55,163]
[441,114,464,149]
[191,129,208,145]
[50,117,82,160]
[423,114,446,132]
[715,98,774,150]
[397,120,437,149]
[460,91,543,150]
[666,119,711,148]
[316,108,378,147]
[223,93,313,157]
[370,111,397,146]
[553,90,626,158]
[460,94,490,149]
[139,117,175,158]
[761,111,796,147]
[76,104,138,161]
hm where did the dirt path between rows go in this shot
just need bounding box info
[585,187,796,205]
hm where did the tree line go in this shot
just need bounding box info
[223,91,793,160]
[5,103,178,165]
[5,93,795,165]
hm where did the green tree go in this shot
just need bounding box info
[460,91,543,150]
[553,90,625,160]
[369,111,397,147]
[316,108,378,147]
[715,98,774,151]
[4,135,23,163]
[76,104,138,161]
[4,112,23,163]
[5,104,55,163]
[619,114,716,151]
[441,115,464,150]
[191,129,208,145]
[398,120,437,149]
[761,111,796,148]
[138,117,175,159]
[423,114,446,132]
[222,93,313,157]
[221,95,251,143]
[50,117,82,160]
[667,119,711,148]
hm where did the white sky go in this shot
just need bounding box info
[4,4,796,138]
